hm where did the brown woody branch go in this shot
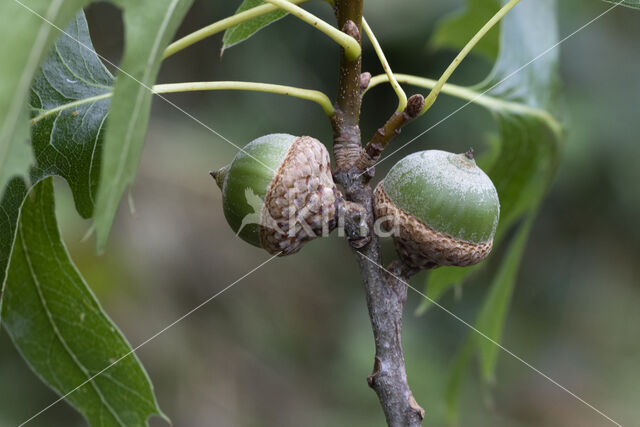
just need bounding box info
[330,15,363,170]
[355,94,425,173]
[330,1,424,425]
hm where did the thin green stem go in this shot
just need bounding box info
[366,73,561,133]
[263,0,361,60]
[153,82,334,115]
[420,0,521,115]
[30,81,334,125]
[163,0,309,59]
[361,18,407,112]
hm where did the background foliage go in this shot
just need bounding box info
[1,0,639,426]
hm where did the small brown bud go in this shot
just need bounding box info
[342,20,360,43]
[405,94,425,118]
[360,72,372,91]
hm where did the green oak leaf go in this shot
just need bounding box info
[441,216,534,427]
[29,11,114,219]
[2,178,165,427]
[0,0,195,252]
[0,113,32,195]
[1,0,195,258]
[94,0,194,251]
[1,4,192,424]
[2,10,108,324]
[222,0,290,54]
[473,213,535,383]
[0,178,28,297]
[0,0,92,194]
[220,0,335,55]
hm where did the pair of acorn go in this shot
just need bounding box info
[212,133,499,270]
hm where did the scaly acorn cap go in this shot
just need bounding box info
[374,149,500,269]
[212,133,339,256]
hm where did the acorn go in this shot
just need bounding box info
[373,149,500,270]
[211,133,339,256]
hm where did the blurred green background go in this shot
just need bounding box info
[1,0,639,426]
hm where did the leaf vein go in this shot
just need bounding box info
[88,112,108,206]
[54,43,111,91]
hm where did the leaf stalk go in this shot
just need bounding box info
[162,0,310,59]
[30,81,335,125]
[421,0,522,115]
[366,73,561,133]
[263,0,361,60]
[361,18,407,112]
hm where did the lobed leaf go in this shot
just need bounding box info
[1,0,195,253]
[29,11,114,219]
[2,10,108,329]
[0,0,92,195]
[1,5,192,423]
[2,178,164,426]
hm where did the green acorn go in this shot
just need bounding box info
[211,133,339,256]
[374,149,500,269]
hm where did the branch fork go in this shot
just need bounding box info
[355,94,425,173]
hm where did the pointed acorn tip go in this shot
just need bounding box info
[465,147,474,160]
[210,165,230,190]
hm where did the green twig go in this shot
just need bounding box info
[163,0,309,59]
[421,0,521,115]
[361,18,407,112]
[30,81,334,125]
[264,0,361,60]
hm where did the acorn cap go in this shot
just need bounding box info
[213,134,338,255]
[374,150,500,269]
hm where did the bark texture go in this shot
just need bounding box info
[330,1,425,425]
